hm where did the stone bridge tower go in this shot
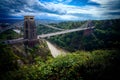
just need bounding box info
[24,16,37,47]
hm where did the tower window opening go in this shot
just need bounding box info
[30,18,33,19]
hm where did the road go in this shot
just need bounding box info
[13,29,21,34]
[46,40,67,57]
[1,38,24,44]
[1,38,39,44]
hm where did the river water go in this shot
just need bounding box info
[46,40,67,58]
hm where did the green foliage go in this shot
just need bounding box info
[0,44,19,80]
[6,50,120,80]
[48,19,120,51]
[54,21,86,29]
[0,19,120,80]
[0,29,20,41]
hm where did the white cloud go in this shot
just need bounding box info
[89,0,113,4]
[7,0,120,20]
[89,0,120,18]
[40,3,104,18]
[56,0,72,3]
[56,14,79,20]
[12,11,79,20]
[89,0,120,9]
[10,2,105,20]
[42,2,67,14]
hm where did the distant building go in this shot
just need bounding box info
[24,16,37,47]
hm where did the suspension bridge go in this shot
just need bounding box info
[0,20,94,44]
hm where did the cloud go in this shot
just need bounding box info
[0,0,76,20]
[0,0,120,20]
[89,0,110,4]
[89,0,120,9]
[88,0,120,19]
[52,0,73,4]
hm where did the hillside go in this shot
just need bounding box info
[47,19,120,51]
[0,19,120,80]
[1,50,120,80]
[0,29,51,64]
[0,29,20,41]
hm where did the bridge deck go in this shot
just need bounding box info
[0,21,94,44]
[38,26,94,38]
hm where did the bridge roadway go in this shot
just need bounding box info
[1,38,39,44]
[0,21,94,44]
[38,26,94,38]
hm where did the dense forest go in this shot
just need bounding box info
[48,19,120,51]
[0,49,120,80]
[0,19,120,80]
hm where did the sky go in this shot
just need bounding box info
[0,0,120,20]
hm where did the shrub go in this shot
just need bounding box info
[3,50,120,80]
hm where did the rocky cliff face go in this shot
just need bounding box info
[10,39,51,64]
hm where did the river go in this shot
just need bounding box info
[46,40,67,58]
